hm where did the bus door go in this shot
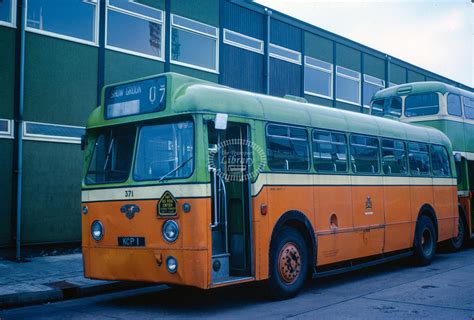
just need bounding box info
[208,120,253,283]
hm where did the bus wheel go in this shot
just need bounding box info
[445,214,465,252]
[267,227,308,300]
[413,215,436,266]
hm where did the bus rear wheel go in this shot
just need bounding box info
[413,215,436,266]
[444,213,465,252]
[267,227,308,300]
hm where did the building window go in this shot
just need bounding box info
[23,121,85,144]
[266,124,309,171]
[171,14,218,73]
[447,93,462,117]
[336,66,361,105]
[223,29,263,54]
[26,0,98,45]
[106,0,164,60]
[0,0,15,26]
[363,74,385,107]
[269,44,301,65]
[463,96,474,120]
[304,56,333,99]
[0,119,14,139]
[405,92,439,117]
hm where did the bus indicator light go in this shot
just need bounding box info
[260,203,268,215]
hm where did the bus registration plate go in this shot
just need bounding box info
[118,237,145,247]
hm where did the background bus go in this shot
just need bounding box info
[370,81,474,247]
[82,73,458,299]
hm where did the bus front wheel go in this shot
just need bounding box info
[413,215,436,266]
[267,227,308,300]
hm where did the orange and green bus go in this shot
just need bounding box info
[370,81,474,249]
[82,73,458,299]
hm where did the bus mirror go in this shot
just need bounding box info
[214,113,228,130]
[454,152,462,162]
[81,134,87,151]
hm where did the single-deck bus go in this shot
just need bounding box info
[370,81,474,249]
[82,73,458,299]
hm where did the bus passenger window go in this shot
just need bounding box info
[408,142,430,176]
[447,94,462,116]
[382,139,407,175]
[312,130,347,173]
[266,124,309,171]
[350,135,379,174]
[405,93,439,117]
[463,96,474,119]
[431,145,451,177]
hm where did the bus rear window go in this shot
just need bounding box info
[405,93,439,117]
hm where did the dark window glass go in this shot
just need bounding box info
[0,0,12,23]
[27,0,96,42]
[134,121,194,181]
[266,125,309,171]
[405,93,439,117]
[463,96,474,119]
[304,65,332,98]
[431,145,451,177]
[447,94,462,116]
[312,130,347,172]
[350,135,379,174]
[0,120,9,133]
[371,97,402,117]
[382,139,407,175]
[336,75,360,104]
[408,142,431,176]
[86,127,136,184]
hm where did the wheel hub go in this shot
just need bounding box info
[278,242,301,284]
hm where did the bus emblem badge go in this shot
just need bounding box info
[365,196,372,210]
[120,204,140,220]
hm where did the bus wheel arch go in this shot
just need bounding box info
[413,204,438,265]
[416,204,439,242]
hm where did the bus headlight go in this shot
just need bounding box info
[167,256,178,273]
[91,220,104,241]
[162,220,179,243]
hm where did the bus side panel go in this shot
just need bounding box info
[252,184,269,280]
[410,181,434,235]
[316,185,354,266]
[383,185,412,253]
[433,185,457,242]
[459,196,472,236]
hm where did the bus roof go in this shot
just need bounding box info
[372,81,474,101]
[87,73,452,148]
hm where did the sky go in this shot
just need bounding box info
[255,0,473,88]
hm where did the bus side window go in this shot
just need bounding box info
[447,93,462,117]
[405,93,439,117]
[312,129,348,173]
[431,145,451,177]
[350,135,379,174]
[266,124,309,171]
[408,142,431,176]
[382,139,407,175]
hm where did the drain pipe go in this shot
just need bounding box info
[15,0,26,261]
[264,8,271,95]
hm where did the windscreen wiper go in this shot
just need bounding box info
[158,156,193,182]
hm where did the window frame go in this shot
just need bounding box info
[23,121,85,144]
[0,0,16,28]
[105,0,165,61]
[463,96,474,120]
[265,123,310,172]
[363,74,385,108]
[304,56,333,99]
[25,0,99,46]
[170,14,219,73]
[335,66,361,106]
[0,119,14,139]
[223,28,264,54]
[349,133,380,175]
[269,43,302,65]
[312,128,348,174]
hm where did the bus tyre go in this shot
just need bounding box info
[445,214,465,252]
[413,215,436,266]
[267,227,308,300]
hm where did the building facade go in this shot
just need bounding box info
[0,0,472,247]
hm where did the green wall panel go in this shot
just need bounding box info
[104,50,165,85]
[0,27,16,119]
[390,63,406,85]
[0,140,13,246]
[170,64,218,83]
[407,69,425,82]
[304,32,333,63]
[335,43,360,72]
[363,54,385,80]
[304,94,332,107]
[21,141,82,244]
[171,0,219,26]
[24,33,98,126]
